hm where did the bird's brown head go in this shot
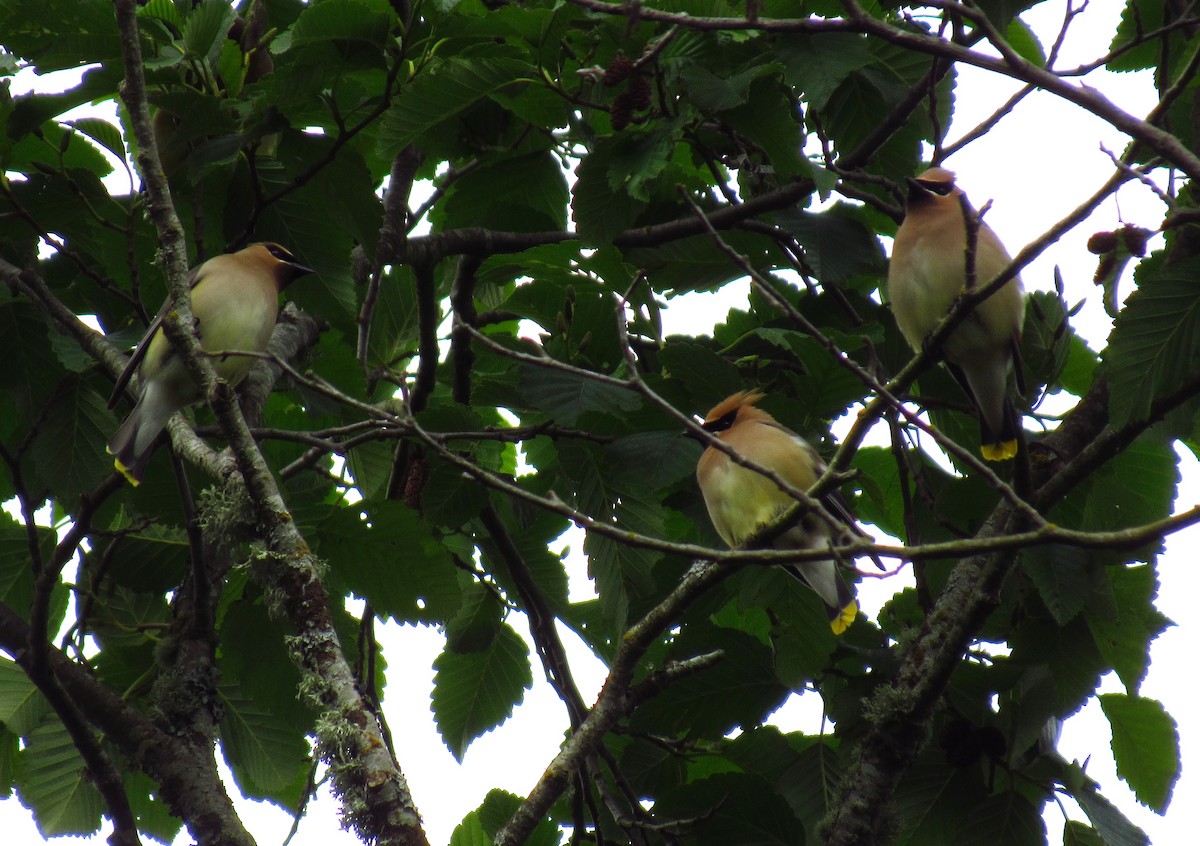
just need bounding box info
[905,166,960,209]
[696,390,773,440]
[249,242,315,289]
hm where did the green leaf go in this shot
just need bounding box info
[291,0,392,48]
[319,501,462,624]
[1059,333,1099,396]
[1107,2,1164,72]
[441,150,569,233]
[137,0,181,28]
[658,339,743,402]
[1086,564,1171,694]
[779,33,873,112]
[432,623,532,762]
[628,231,780,295]
[1021,289,1073,395]
[630,627,788,739]
[1106,256,1200,427]
[893,755,988,846]
[378,55,536,158]
[15,719,103,837]
[1073,785,1151,846]
[182,0,236,64]
[1080,438,1177,538]
[653,772,806,846]
[475,789,560,846]
[218,682,311,807]
[27,377,114,509]
[1099,694,1180,812]
[1063,820,1105,846]
[679,62,763,112]
[365,264,420,370]
[0,658,50,737]
[450,811,491,846]
[1003,16,1046,66]
[0,513,42,622]
[955,791,1045,846]
[123,769,184,845]
[772,203,885,285]
[520,365,640,426]
[570,139,647,244]
[1020,543,1095,626]
[65,117,126,163]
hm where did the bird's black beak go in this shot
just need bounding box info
[682,419,707,442]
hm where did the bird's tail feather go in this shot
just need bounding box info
[979,396,1020,461]
[107,404,149,486]
[784,560,858,635]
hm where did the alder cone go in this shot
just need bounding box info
[603,52,634,86]
[611,91,633,131]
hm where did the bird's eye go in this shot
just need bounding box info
[266,243,296,263]
[702,409,738,434]
[917,178,954,196]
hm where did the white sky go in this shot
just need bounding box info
[2,2,1195,845]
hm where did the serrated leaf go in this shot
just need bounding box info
[442,151,568,233]
[1074,785,1151,846]
[450,811,491,846]
[0,513,42,622]
[475,789,560,846]
[954,791,1045,846]
[1064,820,1105,846]
[779,33,873,112]
[182,0,236,64]
[680,62,763,111]
[630,627,787,739]
[66,117,126,163]
[570,141,646,244]
[893,755,988,846]
[319,500,461,623]
[658,339,743,401]
[291,0,392,47]
[218,682,310,807]
[773,203,886,284]
[123,769,185,844]
[432,623,532,762]
[1003,16,1046,66]
[1086,564,1171,693]
[653,772,805,846]
[15,719,103,837]
[27,377,113,507]
[0,659,50,737]
[1106,256,1200,426]
[1099,694,1179,812]
[520,364,640,426]
[137,0,181,28]
[365,264,420,369]
[1020,543,1094,626]
[378,55,535,158]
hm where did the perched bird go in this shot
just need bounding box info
[888,167,1026,461]
[695,391,870,634]
[107,243,313,485]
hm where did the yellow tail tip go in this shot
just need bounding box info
[981,440,1018,461]
[830,600,858,635]
[114,459,141,487]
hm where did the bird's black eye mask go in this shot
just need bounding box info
[266,243,298,263]
[915,178,955,196]
[701,409,739,434]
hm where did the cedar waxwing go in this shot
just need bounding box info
[107,243,313,485]
[888,167,1026,461]
[695,391,868,635]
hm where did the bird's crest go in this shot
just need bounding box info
[703,390,764,425]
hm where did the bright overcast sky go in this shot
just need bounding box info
[1,2,1195,845]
